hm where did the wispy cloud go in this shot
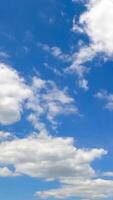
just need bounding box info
[27,76,78,131]
[38,43,71,62]
[95,90,113,111]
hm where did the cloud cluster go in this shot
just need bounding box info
[0,1,113,199]
[0,63,77,130]
[27,77,77,131]
[0,131,113,200]
[0,131,112,200]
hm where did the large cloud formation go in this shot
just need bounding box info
[68,0,113,90]
[0,63,77,129]
[80,0,113,56]
[0,132,113,200]
[0,57,113,199]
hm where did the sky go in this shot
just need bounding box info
[1,0,113,199]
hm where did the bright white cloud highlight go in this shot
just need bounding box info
[80,0,113,56]
[0,63,31,125]
[69,0,113,90]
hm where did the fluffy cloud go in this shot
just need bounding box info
[0,63,31,125]
[37,178,113,200]
[0,63,77,130]
[68,0,113,90]
[80,0,113,56]
[72,0,113,56]
[0,131,112,199]
[0,132,106,180]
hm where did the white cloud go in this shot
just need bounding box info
[72,16,84,33]
[0,167,17,177]
[68,0,113,90]
[0,131,112,200]
[78,79,89,91]
[0,63,77,130]
[0,51,10,59]
[0,63,31,125]
[0,131,11,138]
[80,0,113,56]
[103,171,113,177]
[65,45,95,90]
[95,90,113,111]
[0,132,106,180]
[27,76,77,131]
[37,178,113,200]
[38,43,71,62]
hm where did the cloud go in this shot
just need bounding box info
[0,131,112,199]
[0,63,31,125]
[68,0,113,90]
[0,131,11,138]
[38,43,71,62]
[65,45,95,90]
[0,132,106,180]
[0,167,17,177]
[0,63,77,130]
[0,51,10,59]
[80,0,113,56]
[78,79,89,91]
[27,76,77,131]
[95,90,113,111]
[37,178,113,200]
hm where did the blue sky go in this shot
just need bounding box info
[1,0,113,200]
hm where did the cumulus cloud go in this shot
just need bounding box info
[0,131,112,199]
[37,178,113,200]
[80,0,113,56]
[72,0,113,56]
[0,132,106,180]
[68,0,113,90]
[0,63,31,125]
[0,63,77,130]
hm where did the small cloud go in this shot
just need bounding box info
[38,43,71,62]
[95,90,113,111]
